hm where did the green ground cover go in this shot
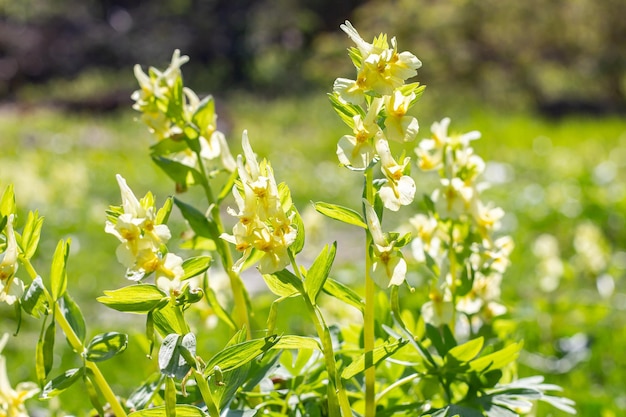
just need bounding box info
[1,95,625,415]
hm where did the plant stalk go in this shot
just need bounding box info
[364,168,376,417]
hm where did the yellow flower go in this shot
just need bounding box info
[376,138,416,211]
[0,334,38,417]
[336,99,382,169]
[384,89,419,143]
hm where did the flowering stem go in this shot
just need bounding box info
[20,258,127,416]
[363,168,376,417]
[194,152,251,337]
[289,254,349,416]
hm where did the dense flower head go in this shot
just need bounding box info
[132,50,236,173]
[222,131,298,274]
[105,175,184,294]
[334,21,422,104]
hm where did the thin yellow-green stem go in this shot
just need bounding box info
[21,258,128,417]
[195,155,251,337]
[289,254,350,416]
[363,168,376,417]
[192,369,221,417]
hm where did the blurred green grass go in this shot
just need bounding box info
[1,95,625,415]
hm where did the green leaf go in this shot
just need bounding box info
[21,276,48,318]
[328,92,364,128]
[0,184,16,217]
[83,369,105,416]
[341,340,408,380]
[127,372,164,410]
[192,95,216,135]
[322,278,364,312]
[313,201,366,229]
[262,269,302,298]
[204,284,237,332]
[182,256,212,280]
[86,332,129,362]
[159,333,197,380]
[152,304,186,336]
[174,197,220,241]
[58,293,87,343]
[205,336,280,376]
[304,242,336,305]
[20,210,44,259]
[156,197,174,225]
[97,284,168,313]
[150,137,188,157]
[290,206,305,255]
[40,367,84,399]
[445,337,484,364]
[50,239,70,301]
[152,156,203,189]
[36,319,55,384]
[129,405,207,417]
[273,335,322,351]
[470,342,522,373]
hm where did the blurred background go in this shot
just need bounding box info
[1,1,626,416]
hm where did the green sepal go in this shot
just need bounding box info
[85,332,129,362]
[313,201,367,229]
[97,284,168,314]
[40,367,84,399]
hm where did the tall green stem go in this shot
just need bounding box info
[364,168,376,417]
[195,155,251,337]
[21,258,128,417]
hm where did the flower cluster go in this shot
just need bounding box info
[105,174,184,294]
[411,118,513,327]
[0,215,22,305]
[0,334,38,416]
[132,50,236,173]
[222,131,298,274]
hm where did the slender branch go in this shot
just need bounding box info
[364,168,376,417]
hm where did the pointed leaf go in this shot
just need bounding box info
[20,210,44,260]
[341,340,408,380]
[40,367,84,399]
[205,336,280,376]
[36,319,55,384]
[0,184,16,217]
[322,278,364,312]
[313,202,366,228]
[470,342,522,373]
[152,156,203,188]
[159,333,196,380]
[445,337,484,364]
[50,239,70,301]
[129,405,207,417]
[97,284,168,313]
[182,256,212,280]
[59,293,86,343]
[273,335,322,351]
[127,372,164,410]
[21,276,48,318]
[305,242,336,305]
[86,332,129,362]
[174,197,220,241]
[262,269,303,297]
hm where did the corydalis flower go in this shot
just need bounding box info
[376,138,416,211]
[0,215,24,305]
[222,131,298,274]
[384,89,419,143]
[336,99,382,169]
[0,334,38,416]
[364,200,407,287]
[105,175,184,293]
[334,21,421,104]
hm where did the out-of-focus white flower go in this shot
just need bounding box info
[0,334,39,416]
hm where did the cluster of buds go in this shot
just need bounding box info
[0,215,22,305]
[105,175,184,294]
[132,50,236,173]
[411,118,513,327]
[221,131,298,274]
